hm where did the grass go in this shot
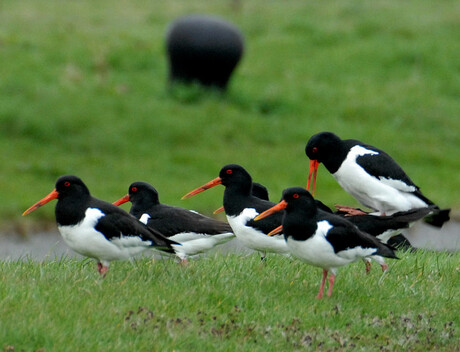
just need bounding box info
[0,0,459,227]
[0,250,459,351]
[1,1,459,349]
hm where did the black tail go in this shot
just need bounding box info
[387,234,413,251]
[360,229,399,259]
[375,241,399,259]
[390,207,432,223]
[423,207,450,228]
[147,227,181,254]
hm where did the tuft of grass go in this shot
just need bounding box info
[0,0,459,227]
[0,250,459,351]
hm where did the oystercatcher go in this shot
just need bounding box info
[113,181,235,263]
[269,201,432,244]
[254,187,398,298]
[305,132,450,227]
[268,203,430,272]
[182,164,290,259]
[22,175,179,275]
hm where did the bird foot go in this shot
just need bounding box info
[97,262,108,277]
[381,263,389,272]
[179,258,189,266]
[334,205,367,216]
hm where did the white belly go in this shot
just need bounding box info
[287,221,376,273]
[334,146,427,214]
[226,208,289,254]
[170,232,235,259]
[139,212,235,259]
[58,208,151,265]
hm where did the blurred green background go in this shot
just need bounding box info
[1,0,459,228]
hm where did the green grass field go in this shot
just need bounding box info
[1,1,459,350]
[1,250,459,351]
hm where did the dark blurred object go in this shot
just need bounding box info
[252,182,269,201]
[166,15,244,90]
[387,234,413,251]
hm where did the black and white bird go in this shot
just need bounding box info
[305,132,450,227]
[182,164,290,259]
[270,200,433,244]
[23,175,179,275]
[265,201,431,273]
[113,181,235,263]
[254,187,398,299]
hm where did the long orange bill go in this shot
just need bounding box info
[22,189,59,216]
[307,159,319,196]
[113,194,130,206]
[253,200,288,221]
[181,177,222,200]
[267,225,283,236]
[213,206,225,214]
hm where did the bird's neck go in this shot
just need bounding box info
[55,196,89,226]
[130,199,159,219]
[223,184,253,216]
[283,208,318,241]
[322,142,352,174]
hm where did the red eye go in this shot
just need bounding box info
[312,147,318,153]
[131,187,137,192]
[293,194,299,199]
[226,169,233,175]
[64,182,71,187]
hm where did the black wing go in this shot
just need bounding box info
[91,198,178,253]
[245,197,285,236]
[353,143,436,204]
[354,143,417,187]
[321,213,397,259]
[145,204,233,236]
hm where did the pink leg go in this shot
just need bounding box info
[327,273,336,297]
[365,260,372,274]
[180,258,189,266]
[316,269,328,299]
[97,262,108,277]
[381,263,388,272]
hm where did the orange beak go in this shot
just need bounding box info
[253,200,288,221]
[182,177,222,199]
[307,159,319,196]
[213,206,225,214]
[113,194,130,206]
[267,225,283,236]
[22,189,59,216]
